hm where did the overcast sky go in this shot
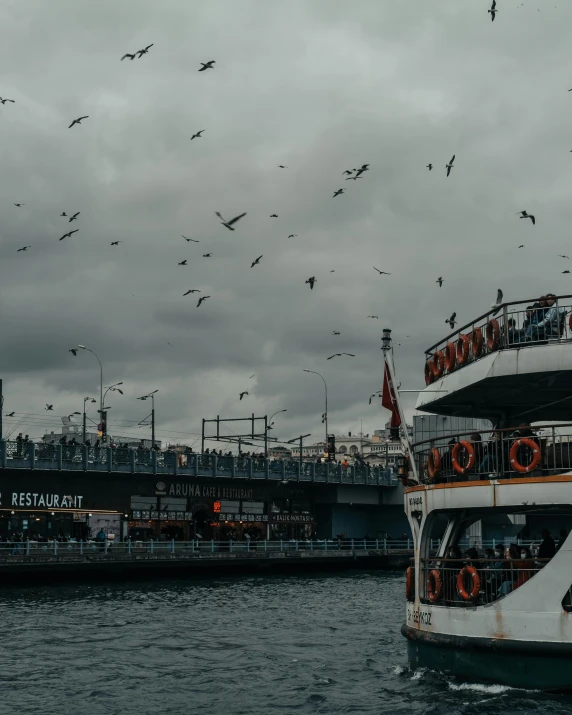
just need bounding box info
[0,0,571,449]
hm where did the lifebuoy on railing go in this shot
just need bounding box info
[457,565,480,601]
[510,438,541,473]
[425,360,435,385]
[444,342,456,372]
[471,327,483,358]
[456,334,470,366]
[427,569,443,603]
[486,319,500,351]
[431,351,445,378]
[427,448,441,480]
[451,440,476,475]
[406,566,414,601]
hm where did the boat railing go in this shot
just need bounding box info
[423,294,572,384]
[412,423,572,484]
[417,557,547,607]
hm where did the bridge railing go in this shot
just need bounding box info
[0,441,398,486]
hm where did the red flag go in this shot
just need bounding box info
[382,362,401,429]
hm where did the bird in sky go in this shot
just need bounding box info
[327,353,355,360]
[342,170,354,175]
[69,348,78,356]
[426,163,433,170]
[239,391,248,400]
[202,253,212,258]
[5,412,14,417]
[446,312,457,329]
[251,255,263,267]
[137,44,153,57]
[59,229,79,241]
[270,214,278,218]
[278,165,288,168]
[197,295,210,307]
[491,289,504,315]
[436,276,444,287]
[369,391,382,405]
[190,130,205,140]
[69,212,80,222]
[69,116,89,128]
[0,97,15,104]
[198,60,216,71]
[183,289,200,295]
[355,164,370,177]
[288,234,297,238]
[345,175,362,181]
[111,241,122,246]
[367,315,379,319]
[518,210,535,225]
[182,236,199,242]
[14,203,24,207]
[45,404,54,411]
[563,271,571,274]
[330,270,335,273]
[446,155,455,177]
[60,212,67,217]
[249,374,255,379]
[215,211,247,231]
[121,52,136,61]
[332,331,340,335]
[518,245,524,248]
[306,276,316,290]
[333,189,344,197]
[178,260,188,265]
[559,255,570,259]
[373,267,390,275]
[17,246,30,252]
[488,0,497,21]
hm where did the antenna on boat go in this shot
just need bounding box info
[381,328,419,484]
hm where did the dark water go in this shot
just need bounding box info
[1,572,571,715]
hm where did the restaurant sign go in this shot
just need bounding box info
[165,483,255,500]
[218,513,269,522]
[7,492,84,509]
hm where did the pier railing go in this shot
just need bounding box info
[424,294,572,384]
[0,441,398,485]
[413,423,572,483]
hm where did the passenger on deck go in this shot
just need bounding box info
[470,433,484,472]
[537,528,556,560]
[513,546,533,590]
[526,294,564,342]
[439,439,457,481]
[498,543,520,596]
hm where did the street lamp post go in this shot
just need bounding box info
[82,397,97,443]
[101,382,123,443]
[77,345,103,423]
[137,390,158,447]
[303,369,328,450]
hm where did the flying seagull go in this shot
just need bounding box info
[333,189,344,197]
[5,412,14,417]
[327,353,355,360]
[342,170,354,175]
[446,155,455,177]
[69,116,89,128]
[270,214,278,218]
[45,404,54,411]
[518,210,535,225]
[345,175,362,181]
[60,212,67,217]
[518,245,524,248]
[559,255,570,259]
[305,276,316,290]
[178,260,188,265]
[446,312,457,329]
[215,211,247,231]
[111,241,122,245]
[69,348,78,356]
[202,253,212,258]
[121,53,136,61]
[491,289,504,315]
[426,164,433,170]
[197,295,210,307]
[373,267,390,275]
[0,97,15,104]
[14,203,24,207]
[332,331,340,335]
[251,255,263,267]
[288,234,297,238]
[190,130,205,140]
[198,61,215,71]
[69,212,80,222]
[278,165,288,168]
[369,391,382,405]
[355,164,370,177]
[367,316,379,319]
[17,246,31,252]
[239,391,248,400]
[183,289,200,295]
[137,44,153,57]
[330,270,335,273]
[436,276,444,287]
[563,270,571,274]
[59,229,79,241]
[488,0,497,21]
[182,236,199,242]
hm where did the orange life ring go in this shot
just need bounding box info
[510,438,541,474]
[427,448,441,480]
[444,342,456,372]
[451,440,476,475]
[486,319,500,351]
[457,565,480,601]
[431,351,445,378]
[424,360,435,386]
[471,327,483,358]
[406,566,414,601]
[456,334,470,366]
[427,569,442,603]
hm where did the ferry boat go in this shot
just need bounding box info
[393,294,572,691]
